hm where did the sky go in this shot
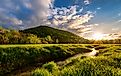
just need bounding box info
[0,0,121,39]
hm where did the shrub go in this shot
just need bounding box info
[42,62,58,72]
[32,69,51,76]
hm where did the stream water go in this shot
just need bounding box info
[87,48,98,56]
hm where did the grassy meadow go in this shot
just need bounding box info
[0,44,121,76]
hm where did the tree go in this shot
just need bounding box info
[26,34,41,44]
[55,39,59,44]
[8,30,21,44]
[45,35,53,43]
[0,34,9,44]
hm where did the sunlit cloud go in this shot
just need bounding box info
[68,12,93,29]
[108,33,121,39]
[48,4,95,36]
[116,20,121,23]
[112,28,119,31]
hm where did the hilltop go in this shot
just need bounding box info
[22,26,89,44]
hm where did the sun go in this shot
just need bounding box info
[92,33,104,40]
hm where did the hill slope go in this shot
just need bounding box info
[22,26,89,43]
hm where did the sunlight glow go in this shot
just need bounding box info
[92,33,104,40]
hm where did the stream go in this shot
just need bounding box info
[57,48,99,66]
[84,48,99,56]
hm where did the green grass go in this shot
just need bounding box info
[0,44,120,47]
[1,44,121,76]
[0,44,85,48]
[31,44,121,76]
[0,44,93,75]
[0,44,53,48]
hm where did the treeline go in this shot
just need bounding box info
[89,39,121,44]
[0,27,54,44]
[0,27,121,44]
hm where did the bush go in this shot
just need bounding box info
[42,62,58,72]
[32,69,51,76]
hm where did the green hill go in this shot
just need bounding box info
[22,26,89,43]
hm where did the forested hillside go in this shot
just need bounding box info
[22,26,89,44]
[0,26,89,44]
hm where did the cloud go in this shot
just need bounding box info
[117,20,121,23]
[118,13,121,16]
[68,11,93,29]
[112,28,119,31]
[0,0,53,29]
[0,12,23,26]
[97,7,101,10]
[113,19,121,26]
[0,0,96,37]
[108,33,121,39]
[84,0,90,5]
[48,5,95,35]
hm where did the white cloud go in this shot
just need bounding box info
[115,20,121,24]
[0,0,54,29]
[112,28,119,31]
[97,7,101,10]
[48,5,95,36]
[11,18,23,25]
[94,24,99,26]
[68,13,93,29]
[118,13,121,16]
[84,0,90,5]
[0,0,96,37]
[0,12,23,26]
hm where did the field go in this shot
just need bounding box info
[0,44,121,76]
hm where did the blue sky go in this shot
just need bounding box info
[55,0,121,29]
[54,0,121,39]
[0,0,121,39]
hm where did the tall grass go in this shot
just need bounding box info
[0,45,91,75]
[31,45,121,76]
